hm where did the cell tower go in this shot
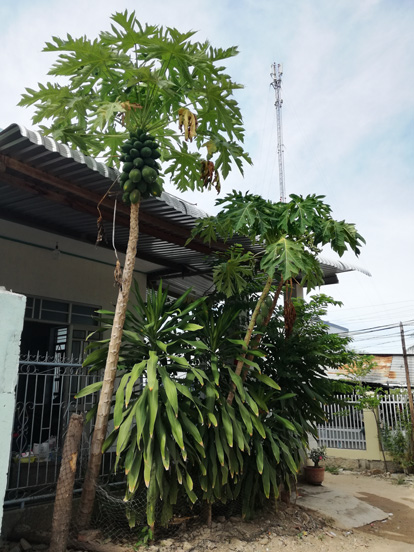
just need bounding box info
[270,62,286,203]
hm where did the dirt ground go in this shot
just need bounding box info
[3,472,414,552]
[146,471,414,552]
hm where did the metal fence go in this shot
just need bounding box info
[317,393,366,450]
[379,393,409,431]
[317,392,412,451]
[5,353,116,507]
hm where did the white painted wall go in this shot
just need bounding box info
[0,288,26,533]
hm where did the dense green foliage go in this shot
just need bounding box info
[19,11,251,191]
[80,285,358,526]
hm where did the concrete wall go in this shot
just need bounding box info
[0,288,26,533]
[0,219,148,310]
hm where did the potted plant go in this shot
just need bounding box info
[304,446,327,485]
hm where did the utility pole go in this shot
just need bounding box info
[270,62,286,203]
[400,322,414,454]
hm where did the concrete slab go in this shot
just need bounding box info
[295,481,389,529]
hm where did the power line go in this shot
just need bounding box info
[333,319,414,336]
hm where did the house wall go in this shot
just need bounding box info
[0,219,147,310]
[0,289,26,533]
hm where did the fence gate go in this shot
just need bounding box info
[5,353,114,507]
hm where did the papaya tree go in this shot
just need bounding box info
[190,191,365,403]
[19,11,251,528]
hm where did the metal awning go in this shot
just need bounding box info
[0,124,369,296]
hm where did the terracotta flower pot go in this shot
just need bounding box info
[304,466,325,485]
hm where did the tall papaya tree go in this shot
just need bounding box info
[19,11,251,528]
[191,191,366,403]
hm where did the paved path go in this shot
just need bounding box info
[295,478,389,529]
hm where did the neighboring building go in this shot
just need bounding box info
[325,321,348,335]
[326,353,414,389]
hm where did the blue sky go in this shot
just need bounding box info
[0,0,413,352]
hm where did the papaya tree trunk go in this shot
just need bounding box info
[227,275,273,405]
[240,278,284,383]
[77,202,140,530]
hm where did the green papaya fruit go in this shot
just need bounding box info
[119,172,129,183]
[122,192,131,204]
[142,166,158,184]
[143,157,158,169]
[141,147,152,158]
[123,180,135,193]
[121,143,133,153]
[151,149,161,159]
[130,189,141,204]
[122,162,134,173]
[133,157,144,169]
[150,182,163,197]
[133,141,143,150]
[129,169,142,183]
[129,148,139,158]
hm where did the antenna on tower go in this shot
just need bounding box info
[270,62,286,203]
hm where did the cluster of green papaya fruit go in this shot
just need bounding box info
[119,129,163,204]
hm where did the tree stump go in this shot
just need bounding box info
[49,413,84,552]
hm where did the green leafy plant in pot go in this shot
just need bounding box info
[304,446,327,485]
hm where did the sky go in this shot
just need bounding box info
[0,0,413,353]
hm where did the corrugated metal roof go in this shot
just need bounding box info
[0,123,369,296]
[326,354,414,387]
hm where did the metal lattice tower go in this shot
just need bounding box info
[270,63,286,203]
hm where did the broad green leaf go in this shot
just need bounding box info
[114,373,130,429]
[274,414,297,432]
[75,380,102,399]
[234,396,253,436]
[135,388,148,446]
[102,430,117,453]
[125,360,147,407]
[279,441,298,474]
[214,429,225,466]
[127,452,143,494]
[254,438,264,474]
[85,403,98,424]
[181,323,204,331]
[180,412,203,446]
[221,407,233,448]
[207,412,218,427]
[147,351,158,391]
[116,403,136,459]
[182,339,209,350]
[254,372,281,390]
[159,366,178,415]
[250,414,266,439]
[148,378,159,438]
[166,403,184,450]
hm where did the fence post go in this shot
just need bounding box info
[363,408,382,460]
[0,289,26,539]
